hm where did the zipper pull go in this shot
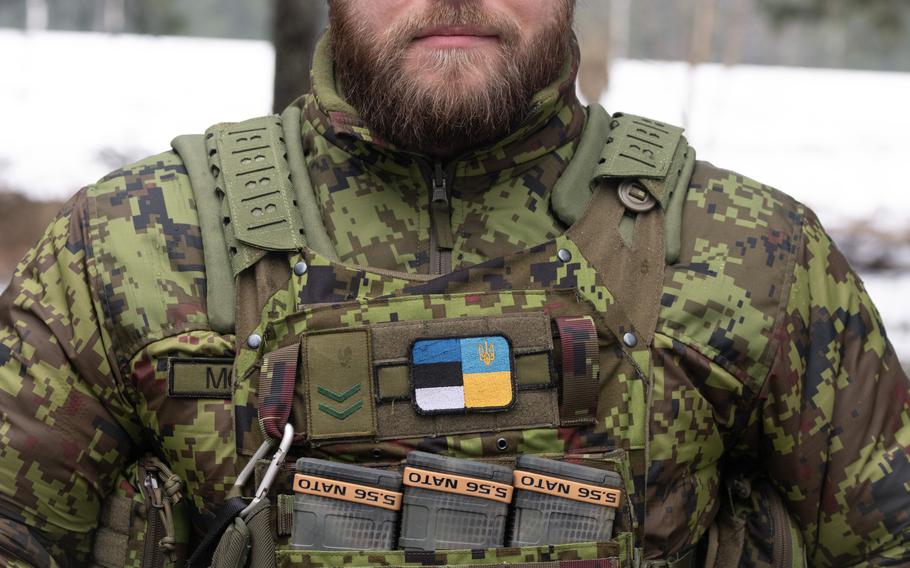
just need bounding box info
[432,162,448,205]
[430,162,454,250]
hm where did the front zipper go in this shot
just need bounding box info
[142,473,164,568]
[427,160,454,275]
[768,484,793,568]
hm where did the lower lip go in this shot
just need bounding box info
[413,35,497,49]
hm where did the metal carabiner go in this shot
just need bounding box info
[231,435,276,496]
[240,423,294,517]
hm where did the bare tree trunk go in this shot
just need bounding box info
[609,0,631,60]
[25,0,48,30]
[689,0,717,66]
[722,0,749,66]
[103,0,125,33]
[272,0,328,113]
[684,0,717,129]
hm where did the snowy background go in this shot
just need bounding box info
[1,30,908,362]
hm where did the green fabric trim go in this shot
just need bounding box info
[551,104,611,227]
[281,104,339,261]
[664,149,697,265]
[311,32,359,117]
[171,134,235,334]
[618,215,636,248]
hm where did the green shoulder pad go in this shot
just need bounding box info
[594,112,690,209]
[172,133,235,334]
[173,109,340,334]
[206,116,304,275]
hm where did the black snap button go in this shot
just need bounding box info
[496,437,509,452]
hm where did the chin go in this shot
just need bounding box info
[405,51,502,88]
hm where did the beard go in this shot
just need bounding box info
[330,0,575,156]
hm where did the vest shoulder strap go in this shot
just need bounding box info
[175,106,695,334]
[551,105,696,264]
[173,114,300,335]
[172,106,338,335]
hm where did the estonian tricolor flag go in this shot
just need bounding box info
[411,336,514,414]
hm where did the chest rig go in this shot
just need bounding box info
[171,103,695,567]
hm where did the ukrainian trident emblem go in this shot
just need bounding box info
[477,340,496,366]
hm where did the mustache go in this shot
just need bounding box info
[381,2,522,48]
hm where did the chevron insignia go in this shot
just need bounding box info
[317,384,363,420]
[318,401,364,421]
[317,384,362,403]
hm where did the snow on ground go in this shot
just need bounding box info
[0,30,274,198]
[1,31,908,359]
[864,274,910,364]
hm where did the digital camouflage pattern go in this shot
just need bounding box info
[1,36,909,568]
[301,39,585,274]
[275,540,627,567]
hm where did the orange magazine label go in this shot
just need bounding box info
[293,473,402,511]
[513,470,622,509]
[402,467,513,504]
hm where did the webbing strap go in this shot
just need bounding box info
[186,496,247,568]
[92,494,132,568]
[555,316,601,426]
[550,106,693,264]
[258,343,305,443]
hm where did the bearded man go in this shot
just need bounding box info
[1,1,908,567]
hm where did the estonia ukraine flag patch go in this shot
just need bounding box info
[411,336,515,415]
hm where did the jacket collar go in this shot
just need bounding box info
[297,32,586,179]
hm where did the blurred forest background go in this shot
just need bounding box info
[1,0,909,363]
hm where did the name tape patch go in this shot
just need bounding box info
[402,467,513,504]
[513,470,622,509]
[411,336,514,415]
[293,474,403,511]
[168,358,234,399]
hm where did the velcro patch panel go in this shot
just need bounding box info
[167,358,234,398]
[410,336,514,415]
[403,467,514,503]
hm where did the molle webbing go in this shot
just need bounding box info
[593,113,687,208]
[205,117,304,273]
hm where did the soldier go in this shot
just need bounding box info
[1,0,908,566]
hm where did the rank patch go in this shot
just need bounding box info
[410,336,514,414]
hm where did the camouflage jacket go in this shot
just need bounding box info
[1,39,909,568]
